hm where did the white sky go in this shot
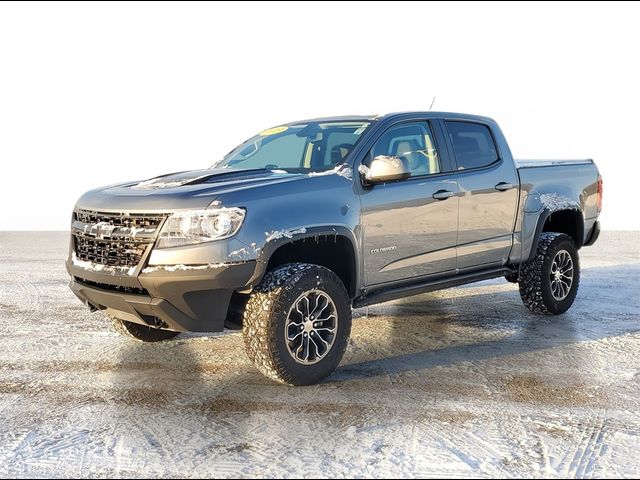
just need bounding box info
[0,1,638,230]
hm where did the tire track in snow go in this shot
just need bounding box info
[431,429,481,472]
[0,341,125,476]
[2,232,640,477]
[561,415,604,478]
[575,418,608,478]
[585,423,609,478]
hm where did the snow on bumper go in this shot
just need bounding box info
[67,259,256,332]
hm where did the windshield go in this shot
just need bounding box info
[212,121,371,172]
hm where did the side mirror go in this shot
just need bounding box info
[360,155,411,185]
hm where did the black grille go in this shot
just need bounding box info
[74,236,149,267]
[74,210,165,230]
[72,209,166,269]
[74,277,149,296]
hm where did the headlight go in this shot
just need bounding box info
[157,207,245,248]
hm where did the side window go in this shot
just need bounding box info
[370,122,440,176]
[445,121,498,170]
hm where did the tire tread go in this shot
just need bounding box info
[519,232,579,315]
[243,263,350,385]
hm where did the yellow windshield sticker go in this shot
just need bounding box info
[259,126,288,136]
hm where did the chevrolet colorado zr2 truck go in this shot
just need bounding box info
[67,112,602,385]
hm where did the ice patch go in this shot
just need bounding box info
[335,165,354,180]
[81,221,114,237]
[227,248,251,261]
[131,179,190,190]
[358,163,371,180]
[265,227,307,243]
[128,226,156,237]
[250,242,262,256]
[307,165,353,180]
[540,193,580,211]
[71,253,136,276]
[141,263,227,274]
[75,221,156,238]
[131,174,209,190]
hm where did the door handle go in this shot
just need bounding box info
[432,189,455,200]
[495,182,515,191]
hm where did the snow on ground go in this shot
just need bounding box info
[0,231,638,478]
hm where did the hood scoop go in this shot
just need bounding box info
[130,169,219,190]
[129,168,286,190]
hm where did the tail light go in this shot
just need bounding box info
[597,174,603,212]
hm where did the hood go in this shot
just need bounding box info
[75,168,308,212]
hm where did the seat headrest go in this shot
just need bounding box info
[393,139,420,156]
[330,143,354,165]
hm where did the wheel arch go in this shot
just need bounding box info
[250,226,360,298]
[528,208,585,262]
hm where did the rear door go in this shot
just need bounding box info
[360,120,459,285]
[443,120,519,269]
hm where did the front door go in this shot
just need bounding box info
[360,121,459,286]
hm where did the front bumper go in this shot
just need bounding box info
[67,260,256,332]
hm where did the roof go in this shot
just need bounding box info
[283,111,495,126]
[283,115,376,125]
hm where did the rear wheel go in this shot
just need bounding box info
[243,263,352,385]
[518,232,580,315]
[110,315,180,342]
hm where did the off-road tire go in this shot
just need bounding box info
[519,232,580,315]
[110,315,180,342]
[243,263,352,386]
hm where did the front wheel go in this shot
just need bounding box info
[243,263,352,386]
[518,232,580,315]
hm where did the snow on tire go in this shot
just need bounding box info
[243,263,352,386]
[518,232,580,315]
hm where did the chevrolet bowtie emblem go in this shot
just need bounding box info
[91,222,116,240]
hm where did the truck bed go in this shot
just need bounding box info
[515,159,594,168]
[513,158,600,265]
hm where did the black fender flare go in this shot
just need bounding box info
[527,208,584,263]
[527,209,552,263]
[248,226,360,293]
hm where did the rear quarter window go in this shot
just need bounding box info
[445,121,498,170]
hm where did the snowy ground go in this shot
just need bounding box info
[0,231,638,478]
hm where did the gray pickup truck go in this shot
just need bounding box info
[67,112,602,385]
